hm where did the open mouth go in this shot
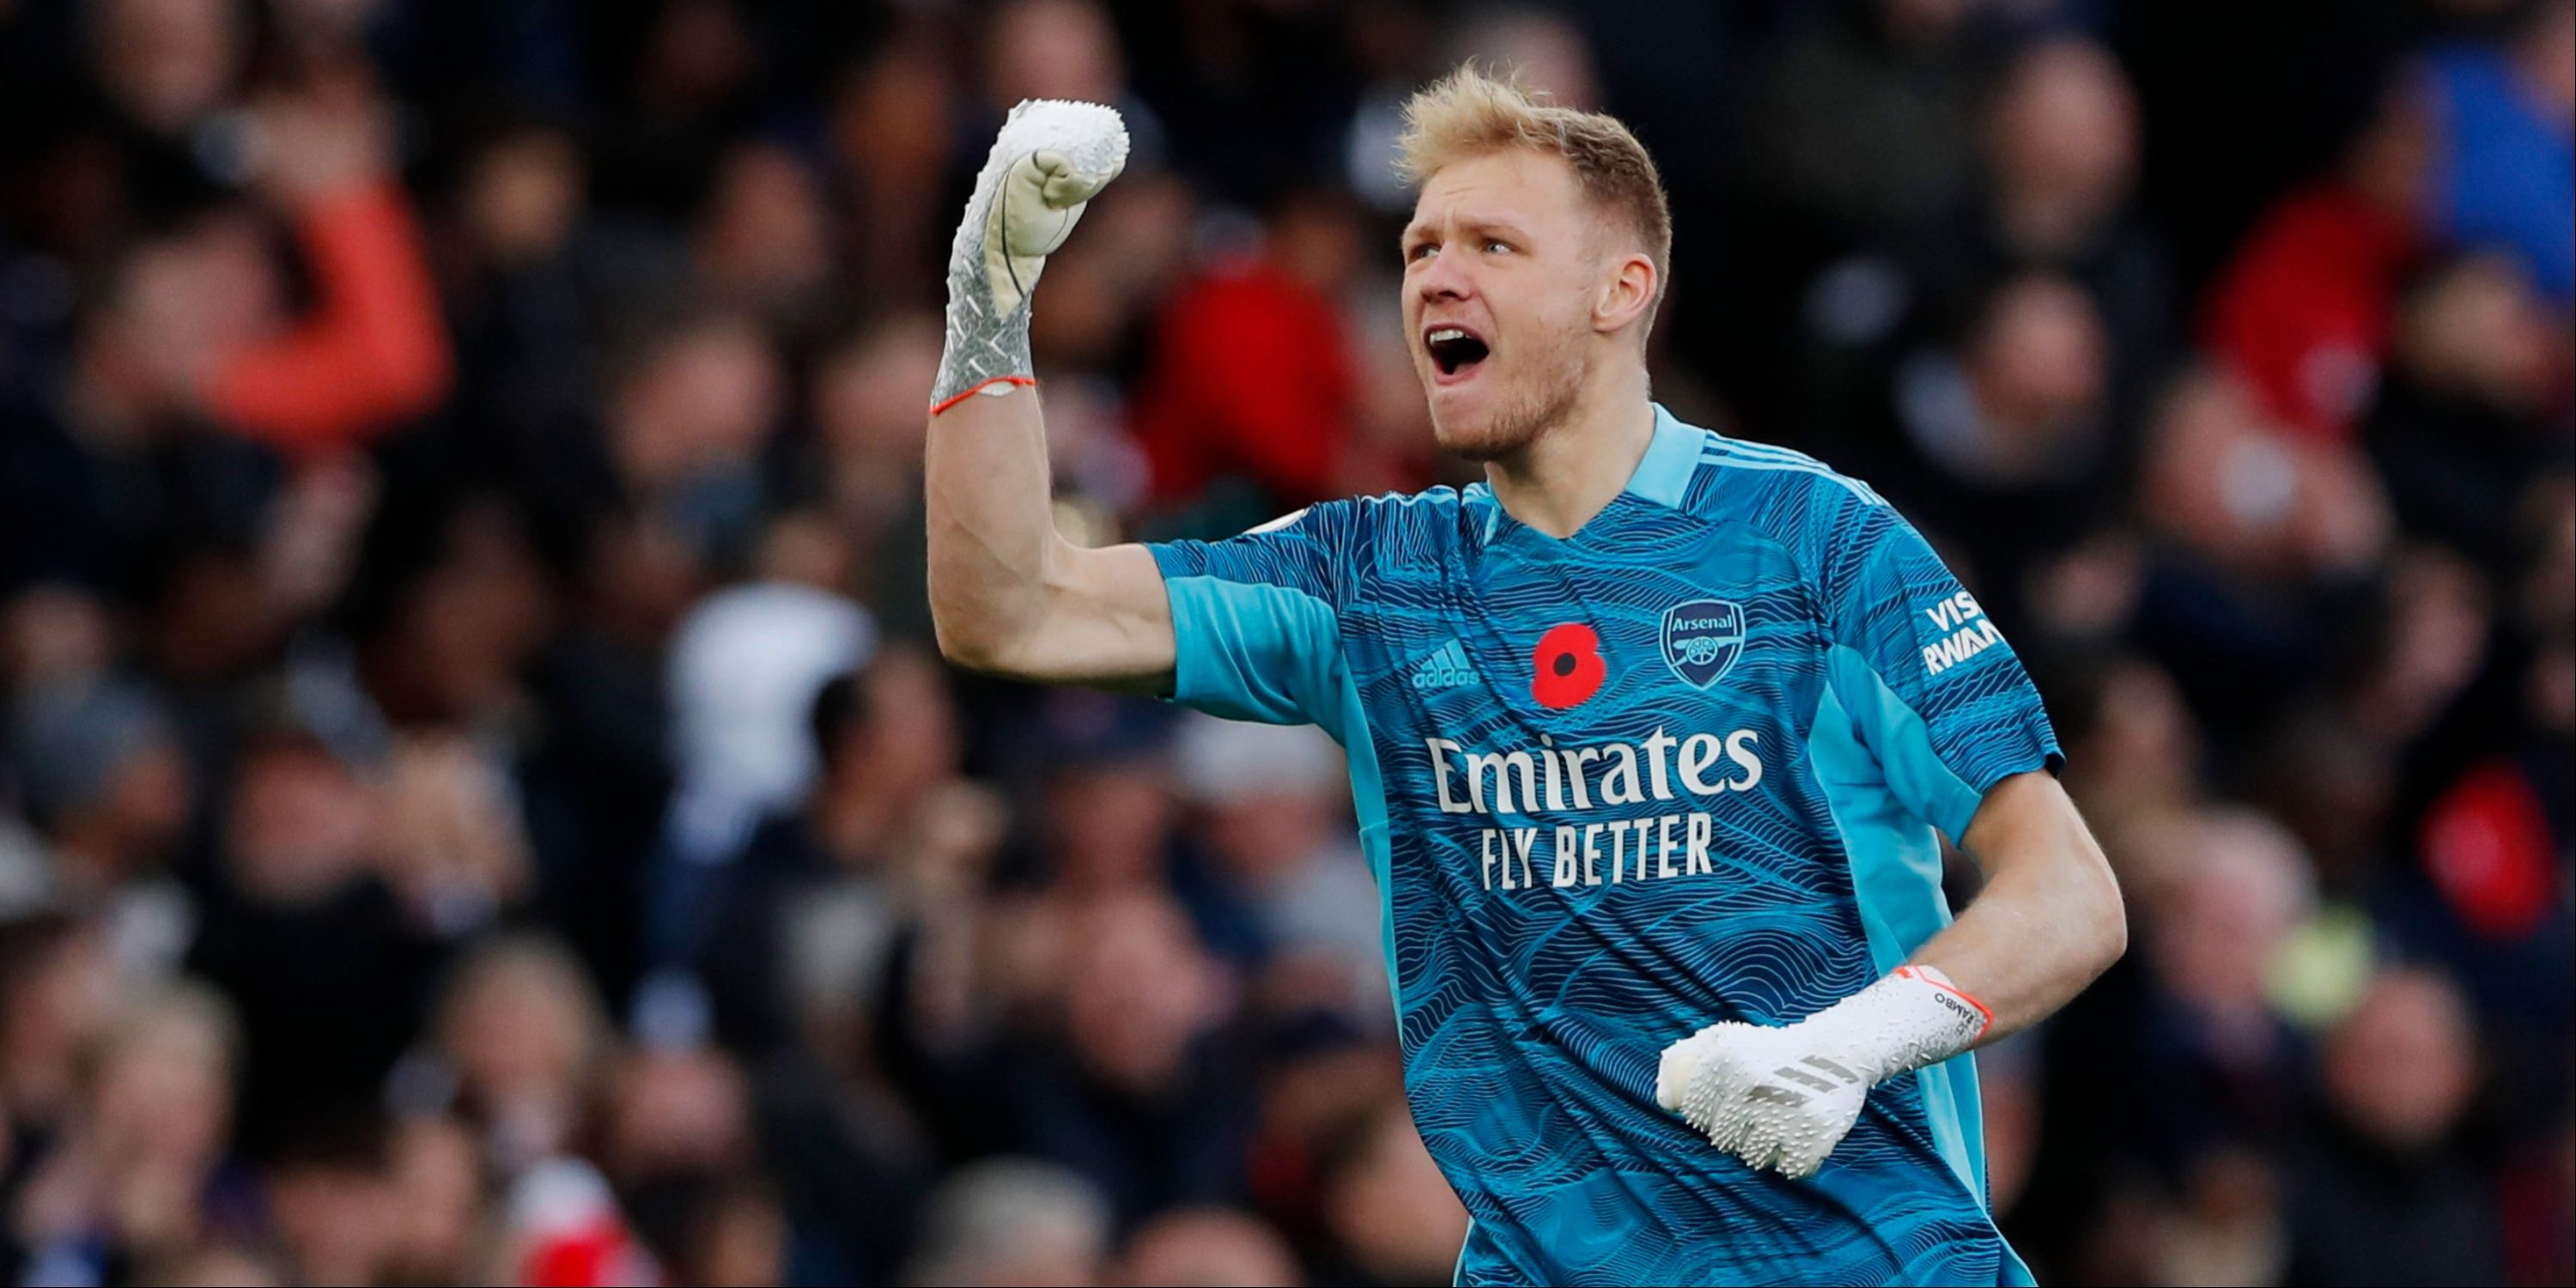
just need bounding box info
[1425,325,1492,380]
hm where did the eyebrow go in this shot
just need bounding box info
[1401,213,1539,249]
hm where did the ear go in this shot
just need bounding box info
[1593,252,1658,338]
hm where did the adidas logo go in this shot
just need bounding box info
[1410,641,1477,690]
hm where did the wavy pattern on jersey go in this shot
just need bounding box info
[1151,416,2056,1285]
[1694,441,2064,814]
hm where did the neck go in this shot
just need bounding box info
[1483,367,1656,538]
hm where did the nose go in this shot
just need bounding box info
[1414,244,1473,306]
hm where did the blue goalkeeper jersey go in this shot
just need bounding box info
[1148,405,2058,1286]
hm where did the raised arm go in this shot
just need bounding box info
[923,101,1174,688]
[207,86,452,454]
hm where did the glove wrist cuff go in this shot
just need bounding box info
[1807,964,1991,1084]
[929,374,1037,417]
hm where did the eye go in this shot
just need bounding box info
[1406,241,1438,263]
[1483,239,1511,254]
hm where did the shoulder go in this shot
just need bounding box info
[1154,484,1470,590]
[1219,485,1471,545]
[1681,433,1899,564]
[1256,481,1469,518]
[1688,433,1890,513]
[1308,484,1479,556]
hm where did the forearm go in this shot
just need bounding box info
[1911,770,2127,1040]
[924,389,1074,670]
[1906,838,2126,1040]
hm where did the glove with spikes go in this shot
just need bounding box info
[932,99,1130,414]
[1655,965,1991,1180]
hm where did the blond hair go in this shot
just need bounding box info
[1396,64,1673,313]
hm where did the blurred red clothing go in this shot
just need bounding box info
[2203,185,2421,445]
[2419,760,2562,942]
[507,1158,661,1287]
[206,181,453,455]
[1134,260,1357,507]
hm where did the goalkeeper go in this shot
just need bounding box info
[925,70,2125,1286]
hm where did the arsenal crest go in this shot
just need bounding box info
[1661,599,1745,690]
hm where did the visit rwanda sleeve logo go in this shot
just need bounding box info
[1661,599,1747,689]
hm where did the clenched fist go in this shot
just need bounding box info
[1656,965,1990,1180]
[934,100,1129,410]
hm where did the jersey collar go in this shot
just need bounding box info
[1625,402,1705,510]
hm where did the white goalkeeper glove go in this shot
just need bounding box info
[1656,965,1991,1180]
[931,99,1129,413]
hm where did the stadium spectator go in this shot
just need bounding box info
[2131,365,2394,740]
[2202,77,2435,443]
[384,1114,483,1285]
[1133,189,1369,518]
[2366,252,2569,568]
[427,933,612,1176]
[2122,810,2322,1164]
[3,680,193,968]
[2423,0,2576,306]
[897,1157,1111,1286]
[1929,34,2171,404]
[202,79,453,454]
[2287,968,2509,1285]
[1006,888,1255,1225]
[9,981,244,1283]
[1115,1206,1305,1287]
[1171,714,1385,1030]
[1311,1098,1471,1286]
[1873,270,2120,623]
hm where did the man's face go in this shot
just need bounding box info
[1401,149,1609,460]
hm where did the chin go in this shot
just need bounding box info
[1427,412,1498,462]
[1425,380,1544,463]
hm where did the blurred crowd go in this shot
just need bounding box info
[0,0,2568,1284]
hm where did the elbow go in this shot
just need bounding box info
[927,591,1027,677]
[2091,902,2129,981]
[927,592,995,671]
[927,538,1068,680]
[930,616,1008,675]
[2081,860,2129,981]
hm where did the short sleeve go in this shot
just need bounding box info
[1814,495,2062,842]
[1147,502,1353,736]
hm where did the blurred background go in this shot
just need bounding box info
[0,0,2567,1283]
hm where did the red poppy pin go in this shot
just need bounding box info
[1532,622,1607,708]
